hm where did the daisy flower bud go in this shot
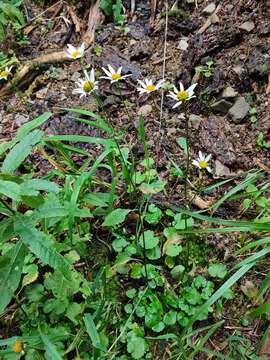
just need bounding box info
[0,66,13,81]
[73,69,98,98]
[66,43,85,59]
[167,82,197,108]
[192,151,212,173]
[137,78,165,95]
[100,64,131,83]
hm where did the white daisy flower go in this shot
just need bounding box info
[73,69,98,98]
[192,151,212,173]
[137,78,165,95]
[0,66,13,81]
[100,64,131,83]
[66,43,85,59]
[167,82,197,108]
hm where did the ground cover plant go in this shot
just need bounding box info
[0,0,270,359]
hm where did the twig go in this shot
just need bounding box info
[159,0,168,125]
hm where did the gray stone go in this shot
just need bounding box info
[214,160,232,178]
[232,65,244,75]
[228,97,250,122]
[178,37,189,51]
[211,14,220,24]
[15,114,29,127]
[221,86,238,99]
[203,3,216,15]
[138,104,153,117]
[239,21,255,33]
[211,99,233,114]
[70,71,81,82]
[189,114,203,129]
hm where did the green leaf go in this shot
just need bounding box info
[14,215,71,280]
[170,265,185,279]
[164,311,177,326]
[2,130,43,174]
[66,302,81,324]
[177,137,188,156]
[166,243,182,257]
[39,331,63,360]
[16,112,52,141]
[84,313,106,352]
[127,336,147,359]
[103,208,131,227]
[139,230,159,250]
[0,179,21,201]
[0,241,27,314]
[208,264,228,279]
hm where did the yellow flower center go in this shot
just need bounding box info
[112,73,121,81]
[146,84,156,92]
[199,160,209,169]
[83,80,95,93]
[13,340,23,353]
[72,50,81,59]
[0,70,10,78]
[177,90,189,101]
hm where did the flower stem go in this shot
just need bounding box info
[183,105,191,268]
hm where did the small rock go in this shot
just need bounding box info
[203,3,216,15]
[15,114,29,127]
[232,65,244,75]
[214,160,232,178]
[130,39,137,46]
[103,95,120,107]
[178,37,189,51]
[70,71,81,82]
[221,86,238,99]
[228,97,250,123]
[138,104,153,117]
[239,21,255,33]
[211,99,233,114]
[36,87,48,100]
[189,114,203,129]
[211,13,220,24]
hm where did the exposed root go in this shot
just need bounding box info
[0,0,103,98]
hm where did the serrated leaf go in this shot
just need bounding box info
[22,264,39,287]
[0,241,27,314]
[14,215,71,280]
[103,208,131,227]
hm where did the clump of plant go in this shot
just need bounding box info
[0,0,25,41]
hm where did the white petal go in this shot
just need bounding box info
[205,153,212,162]
[101,67,112,77]
[121,74,132,79]
[117,66,122,74]
[137,80,146,88]
[67,44,76,52]
[172,101,182,109]
[206,166,212,173]
[80,42,85,52]
[192,160,200,167]
[156,79,165,88]
[108,64,115,74]
[179,82,184,91]
[198,151,204,160]
[90,68,95,82]
[188,83,197,93]
[83,70,89,80]
[173,85,178,93]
